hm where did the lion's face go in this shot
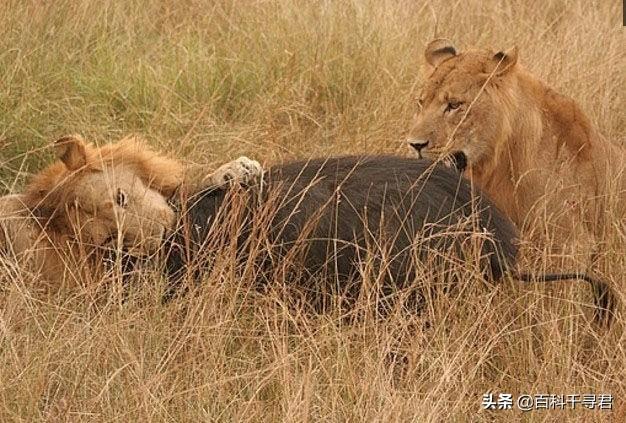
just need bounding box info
[407,39,518,173]
[64,165,176,256]
[26,136,182,257]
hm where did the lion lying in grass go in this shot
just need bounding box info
[407,38,625,273]
[0,135,260,288]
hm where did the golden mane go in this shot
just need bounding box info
[0,135,181,287]
[23,136,183,232]
[1,135,261,289]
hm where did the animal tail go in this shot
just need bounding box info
[511,271,616,326]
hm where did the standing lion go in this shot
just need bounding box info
[407,38,625,273]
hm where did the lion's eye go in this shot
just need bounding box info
[416,99,424,110]
[445,101,463,113]
[115,189,128,208]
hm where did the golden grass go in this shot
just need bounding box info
[0,0,624,421]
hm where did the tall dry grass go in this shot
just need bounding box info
[0,0,624,421]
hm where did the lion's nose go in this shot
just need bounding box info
[409,140,429,156]
[409,140,429,151]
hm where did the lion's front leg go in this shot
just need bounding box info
[202,156,263,187]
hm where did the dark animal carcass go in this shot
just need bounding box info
[163,156,613,323]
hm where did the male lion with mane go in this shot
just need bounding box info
[407,38,625,274]
[0,135,260,289]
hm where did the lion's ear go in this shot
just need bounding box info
[424,38,457,67]
[54,135,88,170]
[491,47,518,75]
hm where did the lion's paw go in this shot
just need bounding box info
[205,156,263,186]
